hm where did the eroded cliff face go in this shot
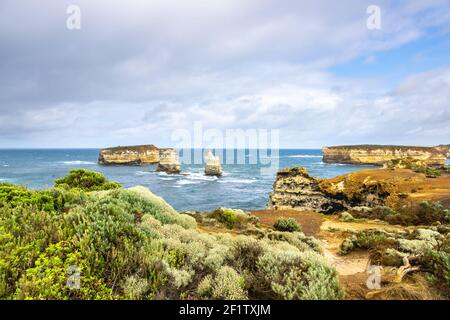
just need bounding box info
[98,145,160,165]
[434,145,450,158]
[322,145,447,166]
[268,166,450,213]
[204,150,222,176]
[268,167,347,214]
[156,148,181,174]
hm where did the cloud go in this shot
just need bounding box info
[0,0,449,147]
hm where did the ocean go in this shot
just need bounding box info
[0,148,378,212]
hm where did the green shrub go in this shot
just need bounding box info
[209,208,258,230]
[107,187,196,229]
[256,250,343,300]
[418,236,450,297]
[339,229,398,255]
[14,241,112,300]
[339,212,356,222]
[0,184,55,211]
[54,169,122,192]
[0,205,67,298]
[218,209,238,229]
[351,202,450,226]
[274,218,301,232]
[122,275,149,300]
[197,266,247,300]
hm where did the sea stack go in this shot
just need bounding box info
[204,150,222,176]
[98,144,159,165]
[156,148,181,174]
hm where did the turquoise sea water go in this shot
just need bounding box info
[0,149,379,211]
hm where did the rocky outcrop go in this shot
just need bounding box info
[434,145,450,158]
[322,145,447,166]
[204,150,222,176]
[268,166,450,213]
[98,145,159,165]
[268,167,347,214]
[156,148,181,174]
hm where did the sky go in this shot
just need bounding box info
[0,0,449,148]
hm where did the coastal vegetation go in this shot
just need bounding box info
[338,227,450,298]
[2,163,449,300]
[0,170,343,300]
[274,217,301,232]
[349,202,450,226]
[54,169,122,191]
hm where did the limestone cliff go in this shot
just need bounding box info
[434,145,450,158]
[156,148,181,174]
[98,145,160,165]
[268,166,450,213]
[204,150,222,176]
[268,167,347,214]
[322,145,447,166]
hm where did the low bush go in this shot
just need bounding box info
[339,212,356,222]
[273,217,301,232]
[210,208,258,229]
[54,169,122,192]
[198,266,247,300]
[350,202,450,226]
[0,184,55,211]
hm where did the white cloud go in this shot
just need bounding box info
[0,0,449,147]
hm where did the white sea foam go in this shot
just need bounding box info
[176,180,201,185]
[160,177,176,181]
[135,171,152,176]
[184,172,218,181]
[60,161,96,165]
[1,165,9,167]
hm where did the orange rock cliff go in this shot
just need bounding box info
[322,145,449,166]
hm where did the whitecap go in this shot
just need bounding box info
[184,172,218,181]
[60,161,96,165]
[135,171,152,176]
[1,164,9,167]
[176,180,201,185]
[160,177,176,181]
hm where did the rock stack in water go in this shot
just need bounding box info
[156,148,181,174]
[204,150,222,176]
[98,144,159,165]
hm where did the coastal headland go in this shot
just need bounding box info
[322,145,449,166]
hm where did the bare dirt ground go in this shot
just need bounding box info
[251,209,323,236]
